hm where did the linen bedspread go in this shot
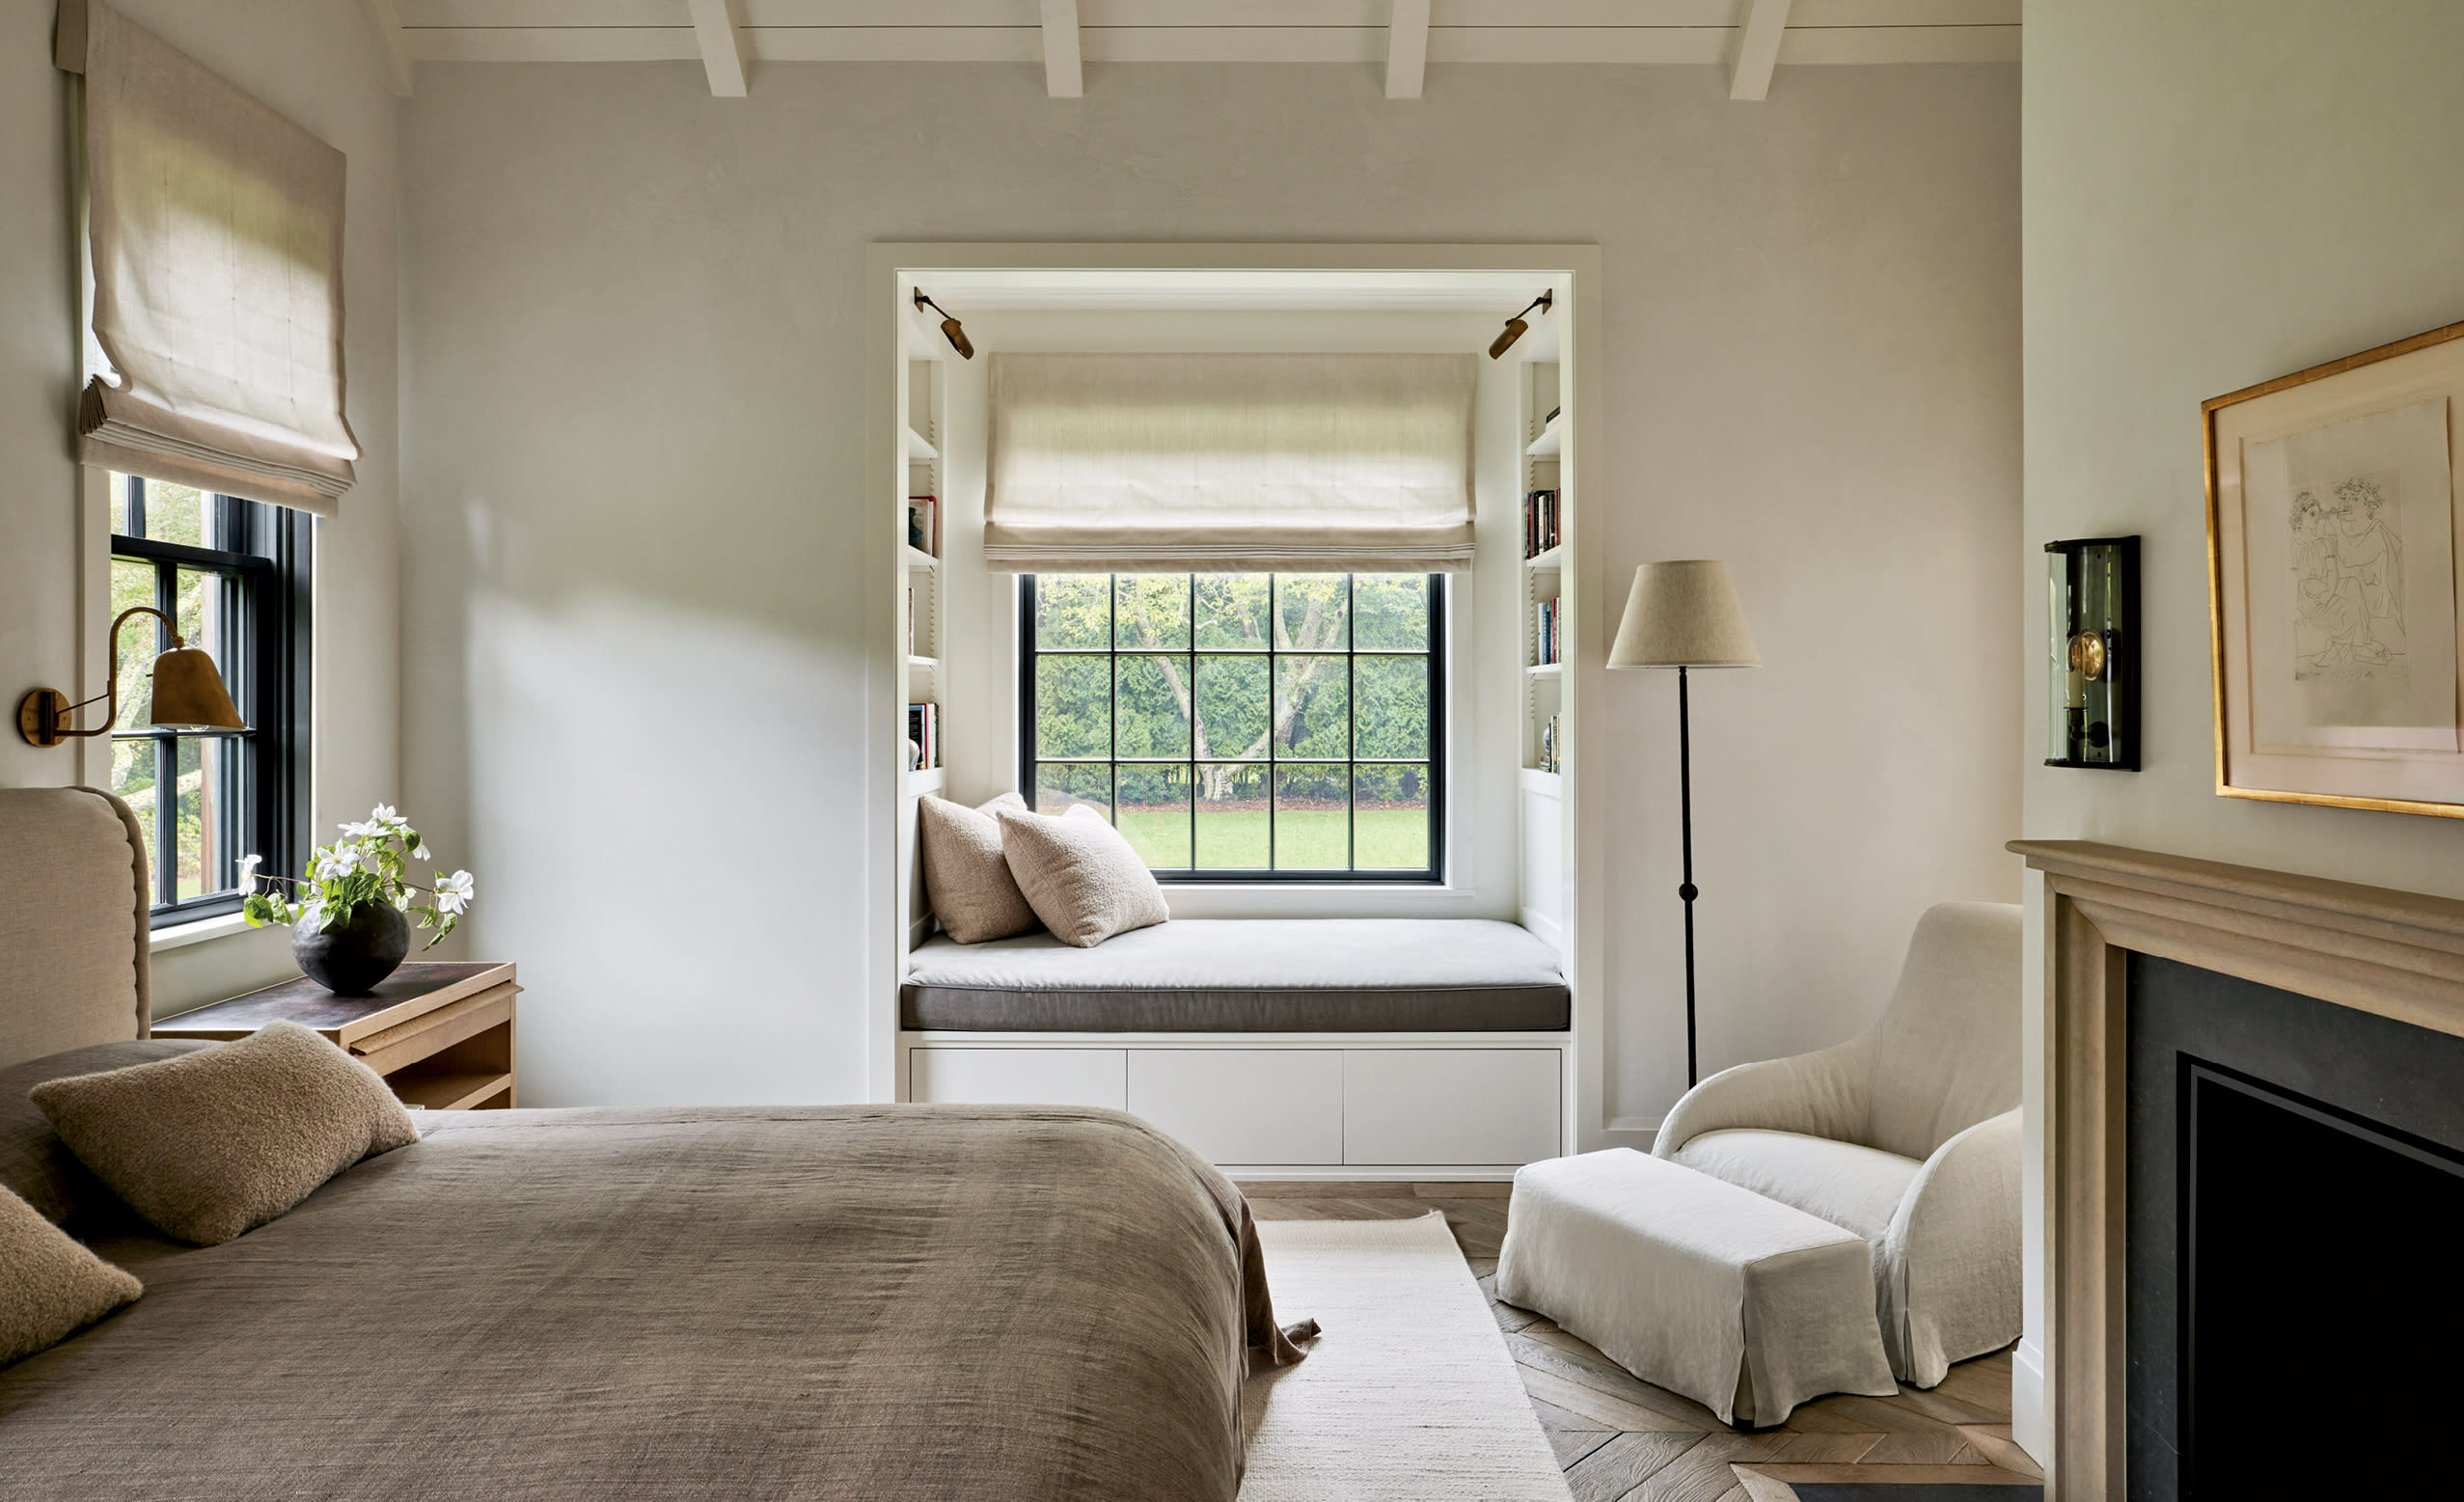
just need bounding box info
[0,1104,1299,1500]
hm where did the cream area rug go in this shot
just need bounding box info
[1240,1214,1573,1502]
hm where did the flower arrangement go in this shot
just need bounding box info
[239,805,475,949]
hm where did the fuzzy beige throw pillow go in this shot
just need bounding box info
[918,792,1042,943]
[32,1021,421,1246]
[0,1184,140,1366]
[997,805,1171,948]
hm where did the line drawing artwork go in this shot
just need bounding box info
[2290,468,2407,684]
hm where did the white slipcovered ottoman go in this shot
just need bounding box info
[1494,1148,1898,1426]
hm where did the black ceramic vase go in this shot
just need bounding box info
[292,901,410,995]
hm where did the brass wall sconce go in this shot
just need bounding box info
[2044,534,2138,770]
[17,606,244,748]
[913,289,974,359]
[1488,291,1554,359]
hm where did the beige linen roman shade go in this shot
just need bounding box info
[57,0,359,515]
[985,353,1475,573]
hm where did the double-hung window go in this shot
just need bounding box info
[1022,572,1443,881]
[106,474,311,920]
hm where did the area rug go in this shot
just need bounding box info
[1239,1214,1572,1502]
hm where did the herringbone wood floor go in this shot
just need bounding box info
[1246,1184,2043,1501]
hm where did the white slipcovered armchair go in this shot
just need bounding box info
[1651,901,2021,1388]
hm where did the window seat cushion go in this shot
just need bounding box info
[902,918,1569,1032]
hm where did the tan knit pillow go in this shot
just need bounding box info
[32,1021,421,1246]
[0,1184,140,1367]
[997,805,1171,948]
[918,792,1041,943]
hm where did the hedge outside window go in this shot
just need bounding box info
[1021,573,1443,881]
[107,475,310,919]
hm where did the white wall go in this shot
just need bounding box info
[2016,0,2464,1459]
[397,60,2020,1112]
[0,0,403,1015]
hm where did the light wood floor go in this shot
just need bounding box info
[1246,1183,2043,1501]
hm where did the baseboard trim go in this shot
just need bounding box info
[2011,1336,2048,1466]
[1604,1114,1660,1148]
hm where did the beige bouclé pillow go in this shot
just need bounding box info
[0,1184,141,1367]
[918,791,1043,943]
[32,1021,421,1246]
[997,805,1171,948]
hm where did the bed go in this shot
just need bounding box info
[0,787,1300,1500]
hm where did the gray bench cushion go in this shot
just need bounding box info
[902,918,1570,1032]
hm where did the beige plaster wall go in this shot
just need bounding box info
[397,59,2021,1111]
[2016,0,2464,1458]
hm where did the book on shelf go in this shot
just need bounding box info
[1537,713,1562,775]
[906,703,940,771]
[1533,598,1561,666]
[1522,489,1560,559]
[907,496,939,558]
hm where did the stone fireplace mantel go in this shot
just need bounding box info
[2011,839,2464,1501]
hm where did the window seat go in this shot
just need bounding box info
[901,917,1569,1033]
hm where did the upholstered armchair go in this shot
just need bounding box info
[1651,901,2022,1388]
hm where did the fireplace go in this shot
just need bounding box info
[2012,838,2464,1501]
[2125,953,2464,1501]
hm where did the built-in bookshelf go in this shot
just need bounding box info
[895,329,947,957]
[1521,360,1565,784]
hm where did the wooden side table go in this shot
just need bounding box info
[154,961,518,1111]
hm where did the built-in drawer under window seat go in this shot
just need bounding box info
[900,918,1571,1179]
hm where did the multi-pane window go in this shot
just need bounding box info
[1022,574,1443,881]
[107,475,310,919]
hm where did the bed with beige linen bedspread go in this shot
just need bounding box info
[0,788,1297,1500]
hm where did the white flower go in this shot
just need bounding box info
[412,844,431,861]
[314,843,370,883]
[434,869,475,916]
[370,805,409,831]
[340,820,384,839]
[393,890,412,910]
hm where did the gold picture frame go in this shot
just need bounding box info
[2206,317,2464,816]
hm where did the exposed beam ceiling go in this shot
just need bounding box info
[1728,0,1791,99]
[389,1,2020,80]
[1041,0,1083,96]
[686,0,751,95]
[1383,0,1429,100]
[361,0,415,96]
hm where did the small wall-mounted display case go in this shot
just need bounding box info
[2045,535,2138,770]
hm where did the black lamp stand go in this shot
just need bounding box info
[1676,665,1701,1088]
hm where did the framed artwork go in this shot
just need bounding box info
[2207,318,2464,815]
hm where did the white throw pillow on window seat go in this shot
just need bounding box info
[997,806,1171,948]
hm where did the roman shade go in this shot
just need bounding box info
[57,0,359,515]
[985,353,1475,573]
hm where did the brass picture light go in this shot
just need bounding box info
[16,605,244,748]
[913,289,974,360]
[1488,290,1554,359]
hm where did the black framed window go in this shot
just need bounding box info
[107,475,311,921]
[1020,573,1443,882]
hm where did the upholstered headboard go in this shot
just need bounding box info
[0,786,151,1067]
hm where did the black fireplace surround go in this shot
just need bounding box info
[2126,953,2464,1501]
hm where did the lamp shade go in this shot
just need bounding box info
[1606,560,1760,669]
[147,645,244,731]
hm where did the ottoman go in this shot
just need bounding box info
[1494,1148,1897,1426]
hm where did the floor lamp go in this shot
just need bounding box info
[1606,560,1760,1087]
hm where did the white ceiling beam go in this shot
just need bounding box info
[362,0,414,96]
[1728,0,1792,99]
[687,0,752,95]
[1383,0,1429,98]
[1041,0,1083,96]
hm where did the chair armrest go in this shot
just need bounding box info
[1650,1035,1875,1160]
[1878,1106,2021,1386]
